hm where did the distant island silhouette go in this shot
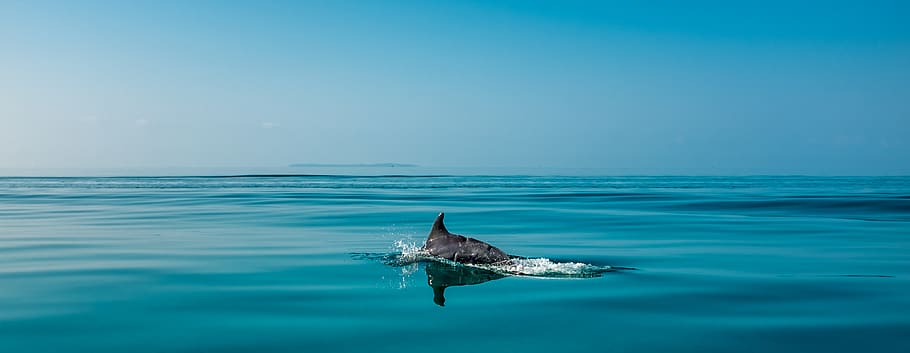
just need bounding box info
[289,163,418,168]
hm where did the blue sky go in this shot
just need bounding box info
[1,0,908,174]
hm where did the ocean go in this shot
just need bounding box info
[1,175,908,353]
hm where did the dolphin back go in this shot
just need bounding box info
[423,213,511,264]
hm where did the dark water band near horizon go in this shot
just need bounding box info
[1,175,908,353]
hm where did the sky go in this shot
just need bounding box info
[1,0,908,175]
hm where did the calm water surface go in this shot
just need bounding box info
[1,176,908,353]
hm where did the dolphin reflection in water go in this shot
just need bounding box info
[425,261,506,306]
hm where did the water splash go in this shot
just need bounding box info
[350,239,428,266]
[392,239,426,265]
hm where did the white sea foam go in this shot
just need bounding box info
[494,257,611,277]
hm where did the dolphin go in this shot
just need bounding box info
[422,213,512,265]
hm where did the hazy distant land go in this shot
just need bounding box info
[289,163,418,168]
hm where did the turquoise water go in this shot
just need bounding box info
[1,176,908,352]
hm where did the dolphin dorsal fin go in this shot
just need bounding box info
[429,212,449,238]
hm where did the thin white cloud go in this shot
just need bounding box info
[261,122,279,129]
[135,119,149,127]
